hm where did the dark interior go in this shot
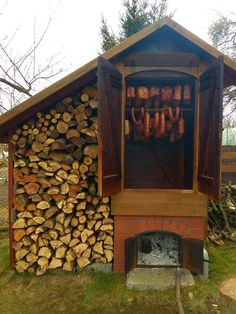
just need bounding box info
[125,72,195,189]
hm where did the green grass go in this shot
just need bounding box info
[1,229,236,313]
[0,227,9,271]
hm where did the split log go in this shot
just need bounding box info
[63,260,75,271]
[15,248,29,261]
[14,229,26,241]
[77,257,90,268]
[38,247,52,259]
[104,250,113,262]
[57,121,69,134]
[24,183,40,195]
[74,243,88,257]
[36,201,50,210]
[93,241,104,255]
[55,246,67,259]
[32,141,43,152]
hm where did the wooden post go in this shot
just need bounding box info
[8,135,15,271]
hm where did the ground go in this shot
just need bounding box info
[1,228,236,313]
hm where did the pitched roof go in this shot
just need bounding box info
[0,17,236,139]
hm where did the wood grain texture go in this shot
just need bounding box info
[8,134,15,270]
[221,165,236,173]
[222,151,236,160]
[123,52,200,67]
[198,57,223,200]
[97,57,122,197]
[111,189,207,217]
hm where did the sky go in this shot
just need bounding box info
[0,0,236,86]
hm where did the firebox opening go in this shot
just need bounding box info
[137,231,181,267]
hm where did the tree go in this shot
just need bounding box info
[100,0,173,52]
[208,15,236,128]
[0,3,64,114]
[100,16,118,52]
[209,16,236,59]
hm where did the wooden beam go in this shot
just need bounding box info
[222,151,236,160]
[8,135,15,271]
[0,137,8,143]
[222,165,236,173]
[123,52,200,67]
[111,189,208,217]
[122,66,199,78]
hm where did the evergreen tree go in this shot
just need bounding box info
[100,0,173,52]
[119,0,171,40]
[100,16,118,52]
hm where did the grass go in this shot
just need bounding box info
[1,228,236,314]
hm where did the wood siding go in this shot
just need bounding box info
[222,146,236,184]
[111,190,208,217]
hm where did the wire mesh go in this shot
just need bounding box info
[0,146,8,227]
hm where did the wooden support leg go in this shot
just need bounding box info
[8,136,15,271]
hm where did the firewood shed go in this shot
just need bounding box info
[0,17,236,275]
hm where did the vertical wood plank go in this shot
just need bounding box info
[97,57,122,197]
[178,139,185,187]
[8,134,15,271]
[115,61,127,191]
[198,57,224,200]
[193,76,200,192]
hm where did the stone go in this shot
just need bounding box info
[126,268,195,291]
[85,263,112,273]
[220,277,236,311]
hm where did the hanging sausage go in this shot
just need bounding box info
[137,86,149,99]
[173,85,182,107]
[178,112,185,136]
[153,110,160,138]
[136,86,150,108]
[131,107,145,140]
[168,107,180,123]
[127,86,136,107]
[159,110,166,136]
[150,86,161,109]
[183,84,191,105]
[125,119,131,137]
[144,109,150,139]
[161,86,173,112]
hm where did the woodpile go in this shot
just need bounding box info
[208,185,236,246]
[11,84,114,275]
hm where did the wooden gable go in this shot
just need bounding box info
[0,17,236,139]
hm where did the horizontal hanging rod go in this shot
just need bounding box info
[125,108,194,112]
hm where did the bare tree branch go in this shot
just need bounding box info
[0,78,32,96]
[0,1,65,113]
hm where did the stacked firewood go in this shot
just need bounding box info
[11,84,114,275]
[208,185,236,246]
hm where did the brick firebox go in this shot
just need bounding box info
[113,215,207,272]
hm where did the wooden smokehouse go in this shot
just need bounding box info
[1,17,236,275]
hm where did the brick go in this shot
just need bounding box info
[114,241,125,250]
[189,228,204,240]
[114,233,133,242]
[114,254,125,264]
[114,225,133,233]
[175,224,188,236]
[113,264,124,272]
